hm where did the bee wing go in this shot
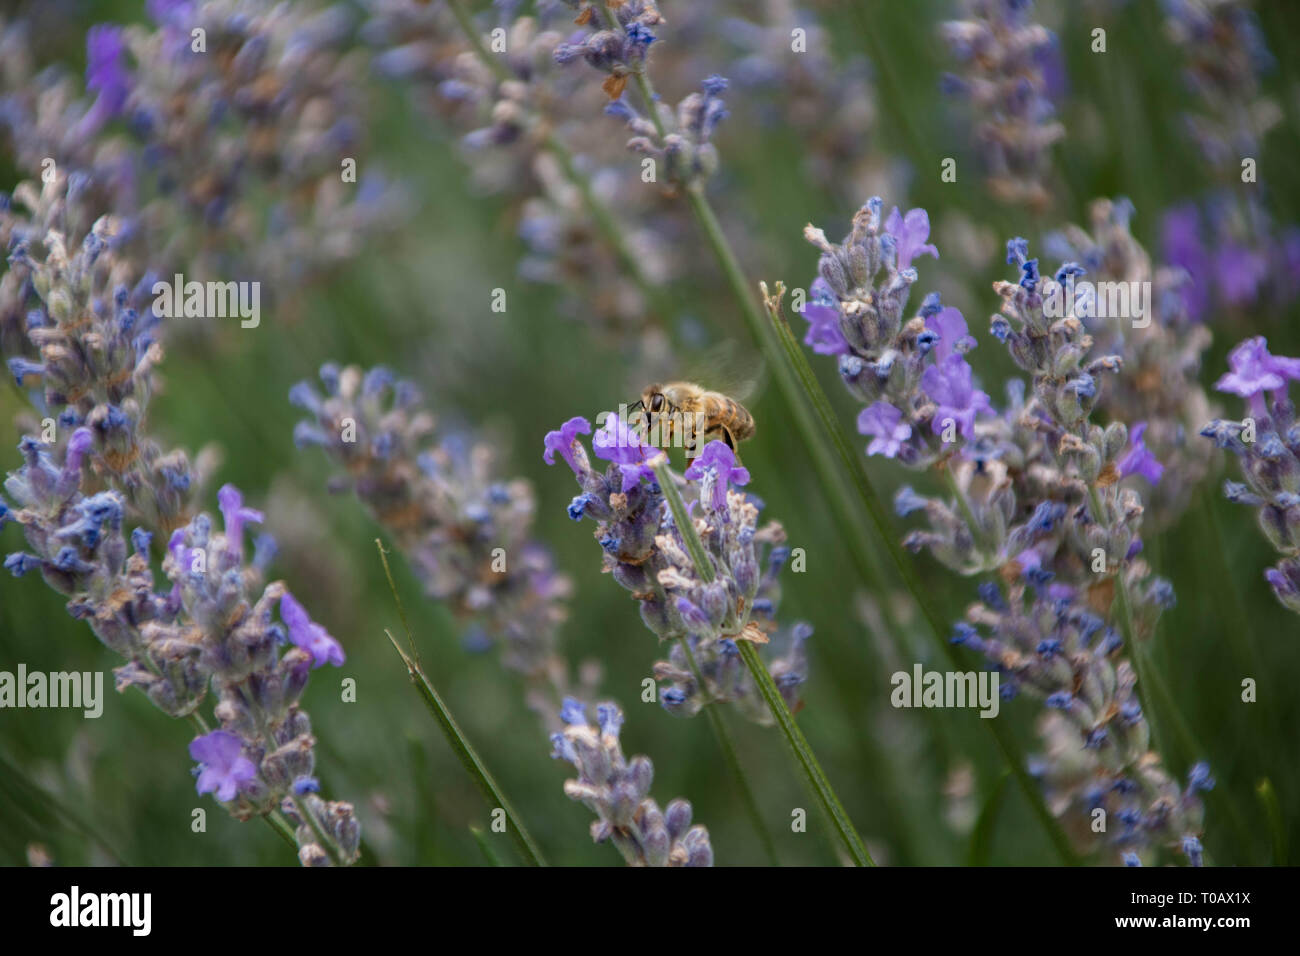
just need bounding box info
[680,338,767,405]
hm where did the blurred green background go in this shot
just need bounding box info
[1,0,1298,866]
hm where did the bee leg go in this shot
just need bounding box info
[722,427,747,467]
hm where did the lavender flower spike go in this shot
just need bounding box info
[547,420,810,723]
[552,699,713,866]
[2,441,360,865]
[1204,336,1300,614]
[292,365,585,727]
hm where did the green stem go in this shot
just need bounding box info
[1198,488,1265,677]
[652,458,873,866]
[738,641,873,867]
[676,635,782,866]
[470,826,507,867]
[1256,779,1287,865]
[385,628,549,867]
[265,809,300,854]
[377,535,547,865]
[377,537,422,666]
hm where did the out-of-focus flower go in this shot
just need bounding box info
[941,0,1064,210]
[293,364,583,726]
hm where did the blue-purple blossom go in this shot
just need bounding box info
[85,25,130,115]
[925,305,977,362]
[884,207,939,270]
[920,355,992,439]
[217,484,264,559]
[684,440,750,511]
[1213,336,1300,404]
[1118,423,1165,485]
[1162,204,1212,321]
[544,416,593,473]
[801,278,849,355]
[190,730,257,802]
[858,402,911,458]
[280,591,345,668]
[592,414,661,492]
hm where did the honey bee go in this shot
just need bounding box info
[630,382,755,458]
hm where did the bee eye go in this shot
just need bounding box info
[650,394,664,412]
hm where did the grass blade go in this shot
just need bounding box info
[377,540,548,867]
[967,772,1010,867]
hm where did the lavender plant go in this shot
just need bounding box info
[291,362,587,727]
[941,0,1064,211]
[796,198,1210,864]
[0,173,358,865]
[1159,0,1300,320]
[1161,0,1277,180]
[0,0,404,313]
[545,413,870,865]
[2,436,357,865]
[1202,337,1300,614]
[543,415,808,722]
[3,175,202,530]
[1043,197,1217,527]
[551,698,713,866]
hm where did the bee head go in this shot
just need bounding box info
[640,384,666,414]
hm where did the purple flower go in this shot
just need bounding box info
[924,306,976,362]
[217,484,264,559]
[280,590,345,667]
[884,207,939,270]
[167,528,192,574]
[857,401,911,458]
[190,730,257,802]
[1215,242,1268,307]
[684,440,750,510]
[147,0,194,24]
[1214,338,1300,420]
[920,354,992,440]
[543,416,592,474]
[801,278,849,355]
[1117,422,1165,485]
[81,25,131,134]
[63,427,94,479]
[1162,205,1211,321]
[592,414,661,492]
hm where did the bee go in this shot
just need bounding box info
[630,382,755,458]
